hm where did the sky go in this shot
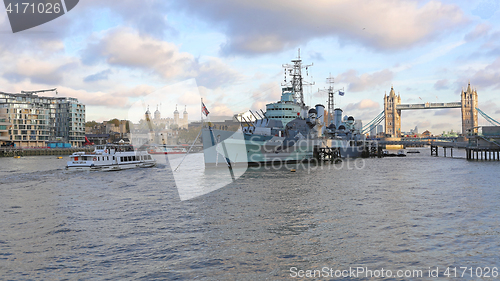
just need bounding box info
[1,0,500,133]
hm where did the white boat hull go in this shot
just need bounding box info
[66,144,156,171]
[66,161,156,171]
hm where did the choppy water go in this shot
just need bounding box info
[1,148,500,280]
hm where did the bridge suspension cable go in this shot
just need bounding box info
[476,107,500,126]
[361,111,385,134]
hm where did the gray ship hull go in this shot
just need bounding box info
[201,128,317,166]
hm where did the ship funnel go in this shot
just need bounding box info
[334,108,343,128]
[315,104,325,135]
[315,104,325,123]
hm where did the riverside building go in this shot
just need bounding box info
[0,91,85,147]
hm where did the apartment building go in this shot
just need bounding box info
[0,91,85,147]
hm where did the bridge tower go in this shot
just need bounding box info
[461,82,478,136]
[384,86,401,137]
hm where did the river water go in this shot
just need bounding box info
[1,148,500,280]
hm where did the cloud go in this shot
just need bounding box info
[83,69,112,83]
[466,57,500,89]
[57,86,129,108]
[1,56,75,85]
[82,27,192,76]
[209,102,233,116]
[309,51,324,61]
[118,84,156,98]
[82,28,241,89]
[250,82,281,111]
[434,79,449,90]
[416,120,431,129]
[477,99,498,115]
[340,99,381,123]
[193,57,244,89]
[464,23,491,42]
[175,0,468,55]
[65,0,175,38]
[336,69,393,92]
[431,123,454,130]
[392,40,465,72]
[344,99,380,111]
[433,108,460,116]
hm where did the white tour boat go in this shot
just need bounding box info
[66,144,156,171]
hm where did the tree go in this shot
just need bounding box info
[178,128,201,143]
[108,118,120,126]
[85,120,98,127]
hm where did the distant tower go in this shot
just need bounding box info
[154,105,161,120]
[145,106,151,122]
[384,86,401,137]
[183,105,188,123]
[461,81,478,136]
[145,106,153,142]
[174,104,179,125]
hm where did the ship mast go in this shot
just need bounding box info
[282,49,314,106]
[326,75,335,124]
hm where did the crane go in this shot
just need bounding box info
[21,88,57,95]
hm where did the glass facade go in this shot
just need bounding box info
[0,92,86,147]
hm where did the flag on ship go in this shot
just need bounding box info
[202,102,210,116]
[339,91,345,96]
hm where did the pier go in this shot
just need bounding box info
[314,146,341,163]
[464,127,500,161]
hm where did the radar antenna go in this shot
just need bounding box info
[281,49,314,106]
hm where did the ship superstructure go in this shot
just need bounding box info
[264,50,314,126]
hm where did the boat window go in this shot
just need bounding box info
[113,156,115,161]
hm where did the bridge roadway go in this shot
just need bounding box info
[396,102,461,110]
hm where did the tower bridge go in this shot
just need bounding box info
[381,82,478,137]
